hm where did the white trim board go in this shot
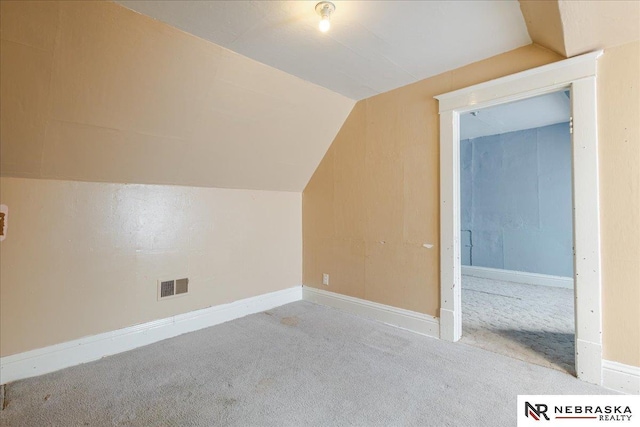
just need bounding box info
[602,360,640,394]
[461,266,573,289]
[302,286,440,339]
[0,286,303,385]
[435,51,602,113]
[435,50,604,385]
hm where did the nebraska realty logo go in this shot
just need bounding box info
[517,395,639,426]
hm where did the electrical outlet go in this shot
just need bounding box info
[322,273,329,286]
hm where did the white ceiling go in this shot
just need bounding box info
[460,91,571,140]
[116,1,531,100]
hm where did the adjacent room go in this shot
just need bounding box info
[459,92,575,374]
[1,1,638,425]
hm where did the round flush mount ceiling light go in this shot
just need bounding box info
[315,1,335,33]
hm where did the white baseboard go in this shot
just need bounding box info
[0,286,302,385]
[576,338,603,386]
[462,265,573,289]
[302,286,439,339]
[5,283,623,393]
[439,308,461,342]
[602,360,640,394]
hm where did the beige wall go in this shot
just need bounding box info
[598,41,640,367]
[0,177,301,357]
[519,0,640,58]
[519,0,567,56]
[515,0,640,366]
[1,0,637,368]
[303,44,562,315]
[303,41,640,367]
[0,1,354,192]
[559,0,640,57]
[0,0,308,357]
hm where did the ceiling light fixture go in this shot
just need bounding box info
[315,1,335,33]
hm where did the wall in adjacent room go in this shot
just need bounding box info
[460,123,573,277]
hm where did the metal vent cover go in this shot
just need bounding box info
[175,278,189,295]
[160,280,175,298]
[157,277,189,301]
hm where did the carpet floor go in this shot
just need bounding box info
[461,275,575,375]
[0,301,609,427]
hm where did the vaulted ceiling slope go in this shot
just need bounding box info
[520,0,640,57]
[116,0,532,100]
[0,1,354,192]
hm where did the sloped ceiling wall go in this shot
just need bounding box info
[559,0,640,56]
[519,0,640,57]
[7,1,634,195]
[115,1,532,100]
[518,0,567,56]
[0,1,354,192]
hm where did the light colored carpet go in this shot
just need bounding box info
[461,275,575,374]
[1,301,609,427]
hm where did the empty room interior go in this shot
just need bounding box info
[0,1,639,426]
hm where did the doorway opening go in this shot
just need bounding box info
[435,51,603,385]
[458,91,575,374]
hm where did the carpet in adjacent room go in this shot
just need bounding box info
[461,275,575,374]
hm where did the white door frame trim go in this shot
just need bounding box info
[434,50,604,385]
